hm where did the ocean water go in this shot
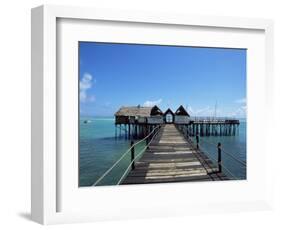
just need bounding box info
[79,117,145,186]
[193,121,246,180]
[79,117,246,186]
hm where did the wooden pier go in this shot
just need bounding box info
[114,105,240,139]
[180,119,240,137]
[122,124,227,185]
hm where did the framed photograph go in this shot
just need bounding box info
[31,5,274,224]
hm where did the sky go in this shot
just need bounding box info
[79,42,246,118]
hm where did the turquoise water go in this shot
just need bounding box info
[79,117,246,186]
[194,121,246,180]
[79,117,145,186]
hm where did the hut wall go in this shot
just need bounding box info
[164,114,174,123]
[115,116,128,124]
[147,116,164,124]
[138,117,147,124]
[174,116,189,124]
[129,116,136,124]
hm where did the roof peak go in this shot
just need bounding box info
[115,105,189,117]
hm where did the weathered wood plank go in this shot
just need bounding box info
[123,175,213,184]
[121,124,227,185]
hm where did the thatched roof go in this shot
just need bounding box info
[115,106,153,117]
[151,105,163,115]
[175,105,190,117]
[115,105,189,117]
[164,108,174,115]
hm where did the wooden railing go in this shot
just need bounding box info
[92,125,162,186]
[176,125,246,179]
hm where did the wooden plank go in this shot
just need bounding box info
[121,124,227,185]
[123,175,213,184]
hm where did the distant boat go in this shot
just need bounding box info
[83,120,90,124]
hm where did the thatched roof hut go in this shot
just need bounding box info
[115,105,152,117]
[175,105,190,117]
[175,105,190,124]
[163,108,174,123]
[115,105,190,124]
[115,105,163,124]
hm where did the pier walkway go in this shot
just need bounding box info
[122,124,227,184]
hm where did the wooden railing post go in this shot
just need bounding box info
[131,141,135,170]
[196,134,199,149]
[146,135,149,149]
[217,142,222,173]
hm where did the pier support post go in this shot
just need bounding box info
[131,141,135,170]
[196,134,199,149]
[217,142,222,173]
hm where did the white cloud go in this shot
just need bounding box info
[229,105,247,118]
[235,98,246,104]
[80,73,95,103]
[187,99,247,118]
[187,105,223,117]
[187,106,194,114]
[195,106,212,115]
[230,98,247,118]
[80,91,87,102]
[143,99,162,107]
[190,106,214,116]
[80,73,92,90]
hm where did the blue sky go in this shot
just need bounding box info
[79,42,246,118]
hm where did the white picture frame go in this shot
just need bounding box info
[31,5,274,225]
